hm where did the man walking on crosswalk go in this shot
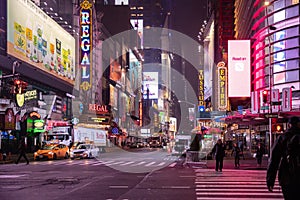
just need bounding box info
[212,139,225,172]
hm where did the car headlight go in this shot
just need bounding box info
[34,152,38,155]
[48,152,54,155]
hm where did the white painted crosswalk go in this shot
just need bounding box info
[194,168,284,200]
[27,157,178,168]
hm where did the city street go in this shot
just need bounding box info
[0,149,283,200]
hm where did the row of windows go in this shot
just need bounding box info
[254,67,300,90]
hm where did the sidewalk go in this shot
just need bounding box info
[205,157,268,170]
[0,153,34,164]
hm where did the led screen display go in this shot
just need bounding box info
[7,0,75,85]
[228,40,251,97]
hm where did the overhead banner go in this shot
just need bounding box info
[228,40,251,97]
[7,0,75,85]
[80,0,93,91]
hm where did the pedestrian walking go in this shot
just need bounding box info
[212,139,225,172]
[256,143,264,167]
[231,143,240,168]
[15,137,29,165]
[267,116,300,200]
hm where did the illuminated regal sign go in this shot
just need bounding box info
[217,62,228,111]
[198,70,204,106]
[89,104,108,113]
[80,0,93,91]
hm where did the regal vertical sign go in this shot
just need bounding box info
[80,0,92,91]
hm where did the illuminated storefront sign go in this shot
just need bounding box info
[217,62,227,111]
[7,0,75,85]
[198,70,204,106]
[89,104,108,113]
[80,0,93,91]
[251,87,292,113]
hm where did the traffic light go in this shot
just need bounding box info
[275,124,283,132]
[262,90,268,103]
[14,79,21,94]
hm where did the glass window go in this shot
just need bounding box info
[286,27,299,38]
[274,72,286,84]
[286,70,299,82]
[286,59,299,70]
[286,49,299,59]
[286,6,299,18]
[286,38,299,48]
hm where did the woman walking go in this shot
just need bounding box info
[231,143,241,168]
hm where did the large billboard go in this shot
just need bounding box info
[7,0,75,85]
[143,72,158,99]
[228,40,251,97]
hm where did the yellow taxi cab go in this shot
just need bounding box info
[34,144,69,160]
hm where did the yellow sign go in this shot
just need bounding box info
[16,93,25,107]
[217,62,228,111]
[198,70,204,106]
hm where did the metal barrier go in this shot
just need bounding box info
[184,151,207,168]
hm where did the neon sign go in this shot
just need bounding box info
[80,0,92,91]
[198,70,204,106]
[217,62,228,111]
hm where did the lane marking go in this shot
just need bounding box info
[0,174,27,178]
[109,185,129,189]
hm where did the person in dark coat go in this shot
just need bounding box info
[212,139,225,172]
[267,116,300,199]
[231,143,240,168]
[256,143,264,167]
[15,137,29,165]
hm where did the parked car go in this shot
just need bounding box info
[70,144,99,159]
[34,144,69,160]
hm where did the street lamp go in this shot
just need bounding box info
[265,1,275,157]
[178,100,197,129]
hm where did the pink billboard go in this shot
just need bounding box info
[228,40,251,97]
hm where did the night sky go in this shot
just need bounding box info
[171,0,208,41]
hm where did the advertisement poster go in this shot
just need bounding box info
[74,127,107,146]
[143,72,158,99]
[7,0,75,85]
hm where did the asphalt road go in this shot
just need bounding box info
[0,148,283,200]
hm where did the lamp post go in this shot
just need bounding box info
[178,100,197,129]
[265,1,273,157]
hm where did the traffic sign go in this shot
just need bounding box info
[264,114,278,118]
[261,106,269,110]
[271,101,281,105]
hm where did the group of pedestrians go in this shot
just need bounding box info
[210,116,300,200]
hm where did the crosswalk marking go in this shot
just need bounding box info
[145,161,156,166]
[120,161,135,166]
[106,161,125,166]
[131,161,146,166]
[157,162,166,166]
[20,158,177,168]
[194,169,284,200]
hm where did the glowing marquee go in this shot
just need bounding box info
[198,70,204,106]
[80,0,92,91]
[217,62,228,111]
